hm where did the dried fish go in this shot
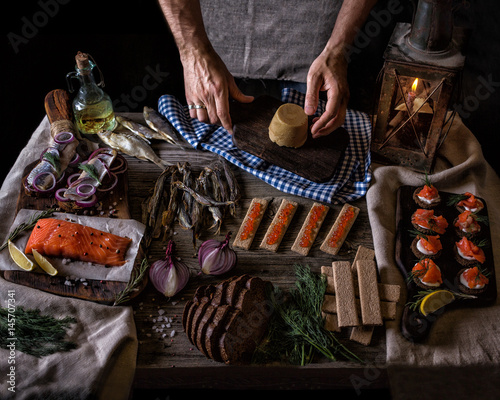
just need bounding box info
[142,166,176,249]
[97,130,169,170]
[143,106,180,145]
[116,115,155,143]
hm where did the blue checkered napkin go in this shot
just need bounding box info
[157,88,372,204]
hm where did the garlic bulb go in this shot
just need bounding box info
[149,240,190,297]
[198,232,237,275]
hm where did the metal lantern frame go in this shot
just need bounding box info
[371,20,466,172]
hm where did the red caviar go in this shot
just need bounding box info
[240,202,262,240]
[327,206,355,248]
[299,204,327,247]
[266,203,295,245]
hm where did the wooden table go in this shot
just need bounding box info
[115,116,388,392]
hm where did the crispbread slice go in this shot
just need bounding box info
[320,204,360,255]
[260,198,298,252]
[322,294,396,321]
[332,261,359,327]
[322,312,340,332]
[234,198,269,250]
[291,202,329,256]
[356,260,383,326]
[349,325,374,346]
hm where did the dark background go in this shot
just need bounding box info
[2,0,499,183]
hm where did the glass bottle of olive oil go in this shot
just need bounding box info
[66,51,116,135]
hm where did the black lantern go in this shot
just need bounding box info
[371,0,466,172]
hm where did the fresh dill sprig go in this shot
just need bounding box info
[113,257,149,306]
[446,193,468,207]
[0,307,77,358]
[0,207,57,251]
[253,264,362,365]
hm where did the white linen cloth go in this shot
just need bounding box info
[0,117,137,400]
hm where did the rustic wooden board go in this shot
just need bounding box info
[231,95,350,183]
[1,155,147,305]
[116,128,387,390]
[395,185,497,342]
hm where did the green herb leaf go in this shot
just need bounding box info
[42,151,61,172]
[113,257,149,306]
[0,207,57,251]
[78,163,101,184]
[0,307,77,358]
[253,264,361,365]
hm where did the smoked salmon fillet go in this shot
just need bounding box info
[25,218,132,266]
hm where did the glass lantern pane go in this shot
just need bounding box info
[384,75,441,151]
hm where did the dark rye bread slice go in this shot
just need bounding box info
[204,305,234,362]
[195,275,252,357]
[183,285,214,344]
[184,275,272,364]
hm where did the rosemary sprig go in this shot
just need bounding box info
[253,264,362,365]
[407,289,477,311]
[0,207,57,251]
[0,307,77,358]
[113,257,149,306]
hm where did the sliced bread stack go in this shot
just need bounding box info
[321,245,401,345]
[182,274,272,364]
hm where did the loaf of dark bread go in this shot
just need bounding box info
[182,274,272,364]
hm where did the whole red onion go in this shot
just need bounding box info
[149,240,190,297]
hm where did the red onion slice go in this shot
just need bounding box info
[75,194,98,208]
[32,171,56,193]
[54,131,75,144]
[97,172,118,192]
[55,188,69,202]
[76,183,97,197]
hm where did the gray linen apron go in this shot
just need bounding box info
[200,0,342,83]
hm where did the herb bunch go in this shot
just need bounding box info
[253,264,361,365]
[0,307,77,358]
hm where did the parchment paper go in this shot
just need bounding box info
[0,209,145,283]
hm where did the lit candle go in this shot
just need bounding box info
[406,78,419,113]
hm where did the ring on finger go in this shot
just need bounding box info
[188,104,206,110]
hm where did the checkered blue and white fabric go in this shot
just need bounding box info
[158,88,372,204]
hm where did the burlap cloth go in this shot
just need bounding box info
[368,115,500,399]
[0,117,137,400]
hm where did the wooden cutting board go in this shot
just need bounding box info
[231,95,349,183]
[395,186,497,342]
[1,157,147,305]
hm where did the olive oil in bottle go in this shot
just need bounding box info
[66,52,116,135]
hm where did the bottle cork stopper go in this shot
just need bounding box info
[75,51,91,71]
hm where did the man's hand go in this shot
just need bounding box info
[182,47,253,134]
[304,51,349,138]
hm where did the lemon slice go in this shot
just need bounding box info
[419,290,455,316]
[32,249,58,276]
[8,240,35,271]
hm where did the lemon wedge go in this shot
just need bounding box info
[32,249,58,276]
[419,289,455,316]
[8,240,35,271]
